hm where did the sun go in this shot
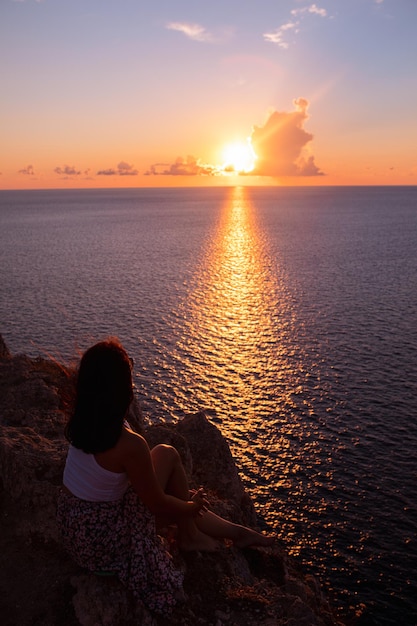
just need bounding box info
[222,140,257,174]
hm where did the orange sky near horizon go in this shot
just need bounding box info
[1,0,416,190]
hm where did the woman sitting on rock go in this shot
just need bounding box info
[57,338,274,615]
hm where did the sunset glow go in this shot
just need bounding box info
[222,141,257,174]
[1,1,416,189]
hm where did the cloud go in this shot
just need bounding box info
[117,161,139,176]
[97,168,117,176]
[146,155,220,177]
[249,98,323,177]
[291,4,328,18]
[54,165,81,176]
[264,3,328,48]
[264,22,298,49]
[166,22,213,42]
[97,161,138,176]
[18,164,35,175]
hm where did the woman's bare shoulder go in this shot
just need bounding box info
[118,428,149,455]
[116,428,153,473]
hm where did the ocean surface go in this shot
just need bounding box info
[1,185,416,625]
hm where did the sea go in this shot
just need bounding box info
[0,185,416,625]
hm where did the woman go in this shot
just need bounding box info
[57,338,274,615]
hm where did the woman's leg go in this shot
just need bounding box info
[151,444,218,551]
[195,511,275,548]
[151,444,189,500]
[151,444,275,549]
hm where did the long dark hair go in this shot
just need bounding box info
[65,338,134,453]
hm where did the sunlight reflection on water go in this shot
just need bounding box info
[137,186,334,563]
[178,185,293,421]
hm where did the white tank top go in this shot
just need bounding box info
[63,444,129,502]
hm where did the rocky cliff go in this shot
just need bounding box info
[0,336,343,625]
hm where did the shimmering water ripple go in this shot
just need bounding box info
[1,186,416,625]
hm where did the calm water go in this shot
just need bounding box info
[1,186,416,625]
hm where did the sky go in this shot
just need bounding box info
[1,0,416,189]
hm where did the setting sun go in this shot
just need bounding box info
[222,140,257,174]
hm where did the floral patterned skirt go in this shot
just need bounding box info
[56,487,184,615]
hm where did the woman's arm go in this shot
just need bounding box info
[120,430,204,518]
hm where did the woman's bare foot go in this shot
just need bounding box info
[179,528,220,552]
[234,527,276,549]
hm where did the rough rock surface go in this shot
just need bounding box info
[0,336,344,625]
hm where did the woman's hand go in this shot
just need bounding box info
[190,487,209,517]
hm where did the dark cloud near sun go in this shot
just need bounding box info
[117,161,139,176]
[145,155,219,176]
[97,161,138,176]
[97,168,117,176]
[54,165,81,176]
[250,98,323,177]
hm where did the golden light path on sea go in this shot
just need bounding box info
[145,186,331,559]
[176,185,293,424]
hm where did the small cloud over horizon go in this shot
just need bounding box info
[145,155,220,177]
[18,164,35,175]
[97,161,138,176]
[54,165,93,179]
[54,165,81,176]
